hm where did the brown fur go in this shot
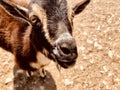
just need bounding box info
[0,6,29,52]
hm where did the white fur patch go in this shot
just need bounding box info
[16,5,28,13]
[55,33,73,45]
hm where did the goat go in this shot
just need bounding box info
[0,0,90,75]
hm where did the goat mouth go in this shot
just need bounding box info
[56,59,76,68]
[52,46,77,68]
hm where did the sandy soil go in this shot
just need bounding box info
[0,0,120,90]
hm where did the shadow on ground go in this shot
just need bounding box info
[13,67,57,90]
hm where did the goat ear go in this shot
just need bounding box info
[0,0,29,20]
[72,0,90,15]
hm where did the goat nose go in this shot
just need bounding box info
[53,34,78,68]
[58,38,77,57]
[60,43,71,55]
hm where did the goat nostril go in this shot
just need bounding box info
[60,46,71,55]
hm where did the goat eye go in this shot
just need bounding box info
[30,15,38,24]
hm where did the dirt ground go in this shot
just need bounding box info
[1,0,120,90]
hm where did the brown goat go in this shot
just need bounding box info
[0,0,90,76]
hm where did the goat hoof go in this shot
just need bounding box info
[26,71,34,78]
[40,69,46,79]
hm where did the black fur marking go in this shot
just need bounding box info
[74,0,90,15]
[31,20,54,59]
[35,0,72,39]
